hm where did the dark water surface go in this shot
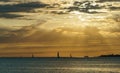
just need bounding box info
[0,58,120,73]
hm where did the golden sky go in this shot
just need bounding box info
[0,0,120,57]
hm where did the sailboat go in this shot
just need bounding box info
[32,54,34,58]
[57,52,60,58]
[70,53,72,58]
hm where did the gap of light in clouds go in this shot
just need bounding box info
[0,0,120,57]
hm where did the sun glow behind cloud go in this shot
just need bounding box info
[0,0,120,57]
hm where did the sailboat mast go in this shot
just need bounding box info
[32,54,34,58]
[57,52,60,58]
[70,53,72,58]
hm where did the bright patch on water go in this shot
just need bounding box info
[0,58,120,73]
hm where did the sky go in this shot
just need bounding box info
[0,0,120,57]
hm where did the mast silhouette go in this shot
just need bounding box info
[57,52,60,58]
[70,53,72,58]
[32,54,34,58]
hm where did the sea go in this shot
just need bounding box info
[0,57,120,73]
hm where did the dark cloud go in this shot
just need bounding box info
[0,1,49,18]
[0,0,11,2]
[98,0,120,2]
[0,13,24,18]
[0,2,49,13]
[110,6,120,10]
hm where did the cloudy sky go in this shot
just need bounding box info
[0,0,120,57]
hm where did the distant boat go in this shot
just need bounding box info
[32,54,34,58]
[57,52,60,58]
[70,53,72,58]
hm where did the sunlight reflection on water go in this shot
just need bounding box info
[0,58,120,73]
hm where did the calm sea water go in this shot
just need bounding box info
[0,58,120,73]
